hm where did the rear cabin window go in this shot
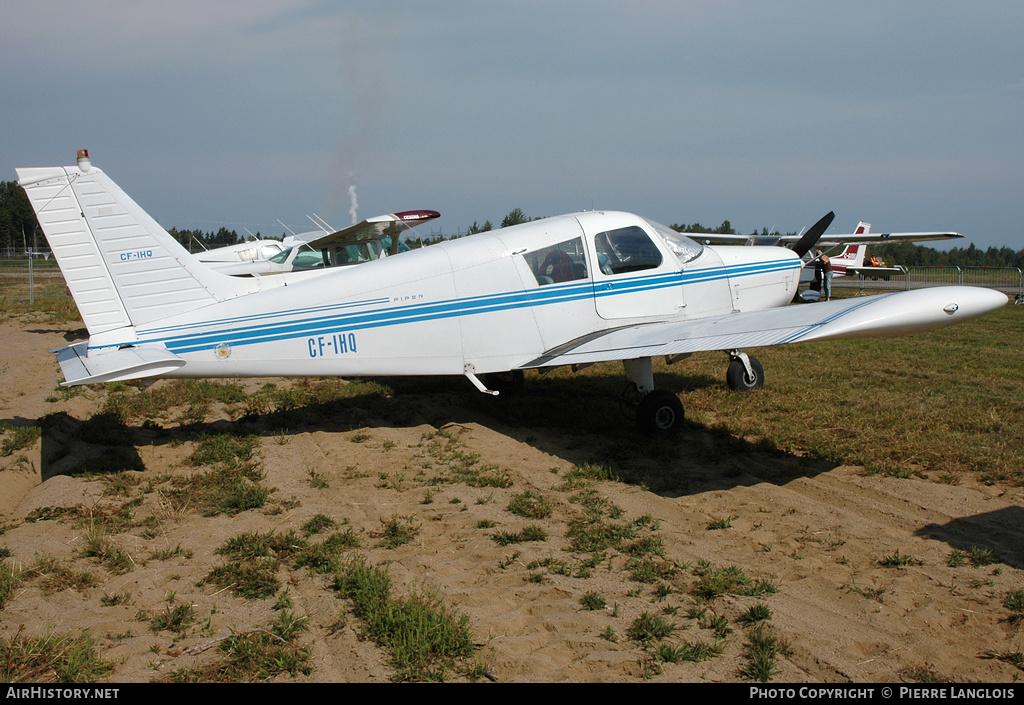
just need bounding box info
[293,249,331,268]
[334,241,382,266]
[524,237,588,286]
[594,226,663,275]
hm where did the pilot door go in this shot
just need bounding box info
[582,217,685,320]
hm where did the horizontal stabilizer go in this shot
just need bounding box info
[53,343,186,386]
[848,266,906,276]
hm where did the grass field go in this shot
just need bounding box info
[675,301,1023,485]
[0,259,77,321]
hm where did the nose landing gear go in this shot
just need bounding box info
[726,350,764,391]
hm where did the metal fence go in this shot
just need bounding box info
[834,265,1023,303]
[0,256,69,304]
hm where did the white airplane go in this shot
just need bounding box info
[194,238,289,266]
[16,153,1007,434]
[210,210,441,277]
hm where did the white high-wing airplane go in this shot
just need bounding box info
[193,238,288,265]
[210,209,441,277]
[16,153,1008,434]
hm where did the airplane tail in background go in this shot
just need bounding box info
[830,244,867,273]
[16,152,257,338]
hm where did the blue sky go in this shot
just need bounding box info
[3,1,1023,248]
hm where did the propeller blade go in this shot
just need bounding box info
[792,211,835,258]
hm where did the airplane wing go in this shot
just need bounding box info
[303,210,440,251]
[521,286,1005,369]
[694,231,963,246]
[817,231,963,245]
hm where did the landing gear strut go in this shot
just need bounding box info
[621,357,685,435]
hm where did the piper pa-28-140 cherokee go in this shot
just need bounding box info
[16,152,1007,434]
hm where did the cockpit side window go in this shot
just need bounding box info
[259,243,284,259]
[594,226,663,275]
[523,237,588,286]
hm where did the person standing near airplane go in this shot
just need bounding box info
[821,251,832,300]
[815,250,833,301]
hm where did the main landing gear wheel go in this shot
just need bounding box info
[636,390,685,435]
[726,354,764,392]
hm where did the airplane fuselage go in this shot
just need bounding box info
[92,211,801,380]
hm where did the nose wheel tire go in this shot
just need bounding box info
[726,356,764,391]
[636,390,685,435]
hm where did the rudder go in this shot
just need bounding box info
[17,153,255,337]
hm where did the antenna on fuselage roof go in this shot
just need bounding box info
[307,214,333,233]
[560,163,594,212]
[277,219,297,237]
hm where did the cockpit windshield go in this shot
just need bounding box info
[645,219,704,264]
[269,247,293,264]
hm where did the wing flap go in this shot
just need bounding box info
[53,343,186,386]
[522,286,1006,368]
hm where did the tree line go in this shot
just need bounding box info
[0,180,41,255]
[166,227,250,253]
[2,181,1022,269]
[0,180,253,256]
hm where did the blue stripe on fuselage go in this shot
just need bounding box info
[94,258,800,354]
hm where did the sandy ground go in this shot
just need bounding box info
[0,318,1021,683]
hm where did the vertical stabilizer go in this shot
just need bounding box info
[17,156,256,336]
[835,244,866,269]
